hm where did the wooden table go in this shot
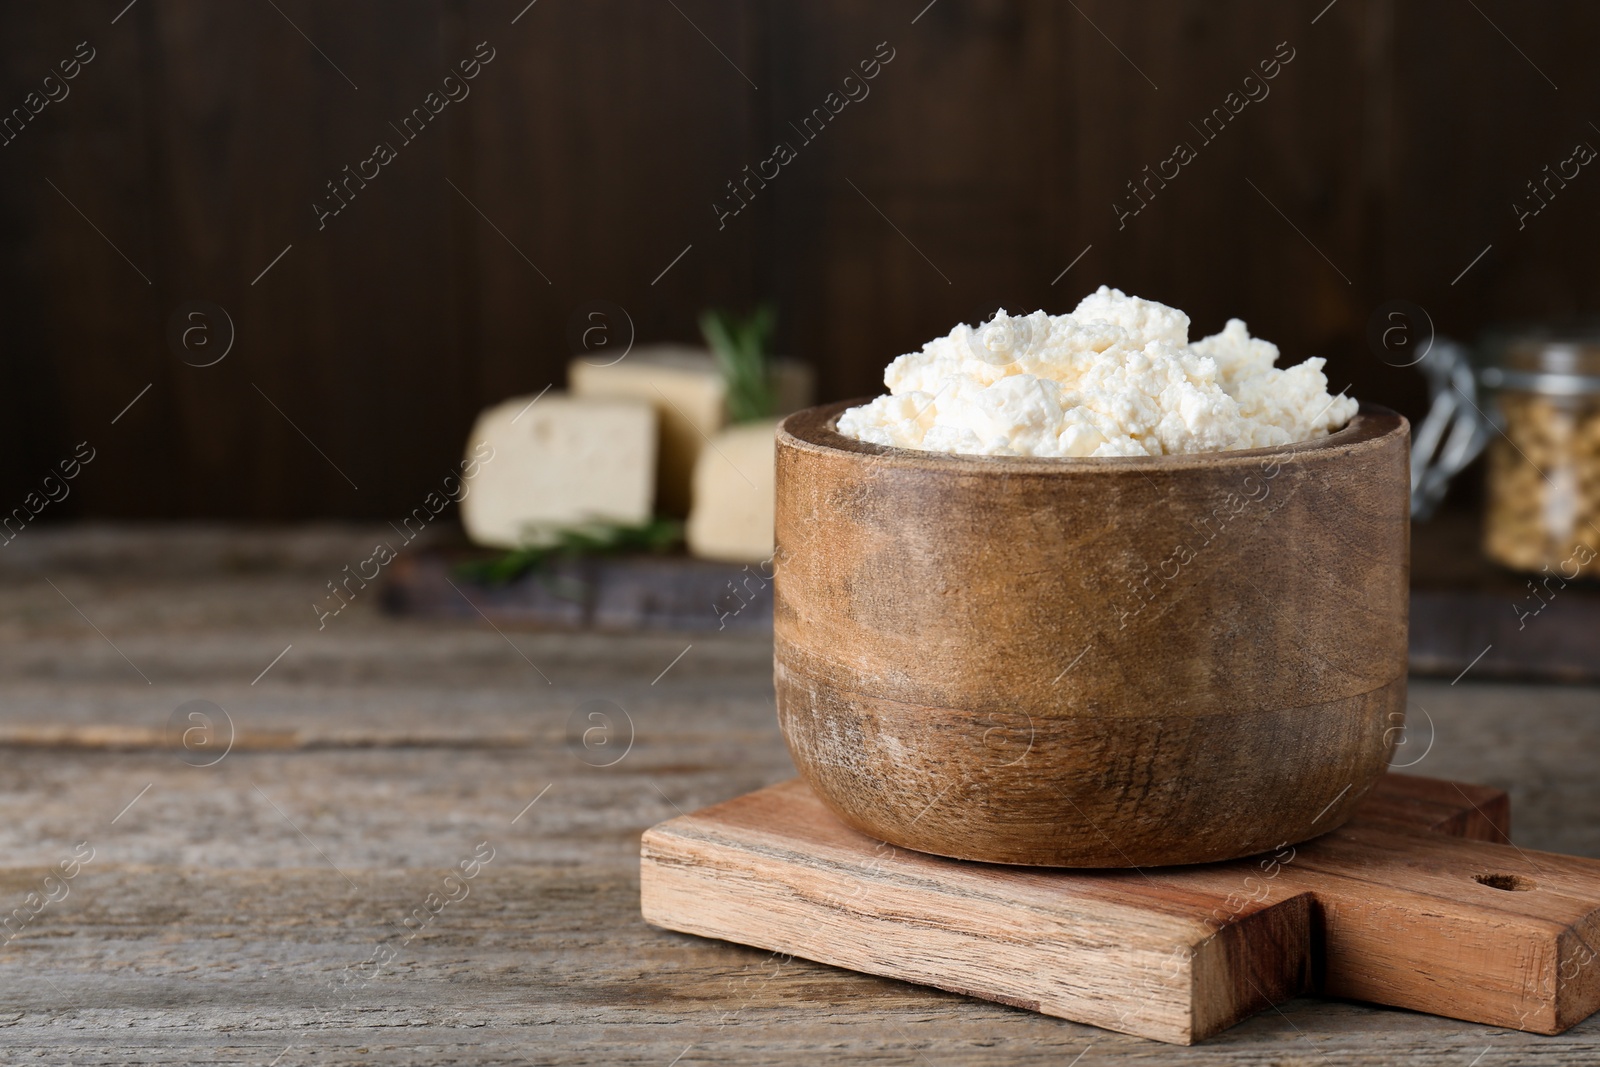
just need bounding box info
[2,526,1598,1065]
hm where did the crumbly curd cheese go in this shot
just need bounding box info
[836,287,1358,457]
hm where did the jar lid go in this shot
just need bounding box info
[1479,319,1600,395]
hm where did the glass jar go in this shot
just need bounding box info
[1479,327,1600,575]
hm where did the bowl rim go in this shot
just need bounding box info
[779,399,1408,473]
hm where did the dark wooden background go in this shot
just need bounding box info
[2,0,1597,519]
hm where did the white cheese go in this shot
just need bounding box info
[570,346,815,516]
[686,420,777,563]
[570,346,723,517]
[459,393,656,549]
[836,287,1358,457]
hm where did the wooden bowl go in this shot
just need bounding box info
[774,400,1410,867]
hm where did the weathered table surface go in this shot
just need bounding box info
[2,526,1597,1066]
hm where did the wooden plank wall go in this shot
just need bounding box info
[1,0,1597,518]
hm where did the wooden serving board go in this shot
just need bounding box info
[1409,512,1600,683]
[640,774,1600,1045]
[381,547,774,631]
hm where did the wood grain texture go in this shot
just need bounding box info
[644,779,1311,1045]
[3,525,1600,1064]
[642,774,1600,1044]
[773,402,1411,866]
[381,545,776,632]
[1409,512,1600,684]
[10,3,1600,518]
[1282,825,1600,1034]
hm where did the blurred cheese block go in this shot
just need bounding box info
[686,419,778,563]
[460,392,656,549]
[569,346,723,518]
[570,346,814,518]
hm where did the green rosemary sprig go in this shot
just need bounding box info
[700,304,777,424]
[455,517,685,586]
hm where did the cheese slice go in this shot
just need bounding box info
[460,393,656,549]
[569,346,814,518]
[686,419,778,563]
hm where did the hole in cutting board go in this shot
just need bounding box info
[1475,872,1536,892]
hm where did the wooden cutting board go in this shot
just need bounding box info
[382,547,774,631]
[640,774,1600,1045]
[1409,512,1600,683]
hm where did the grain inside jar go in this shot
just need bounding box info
[1480,329,1600,574]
